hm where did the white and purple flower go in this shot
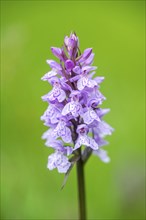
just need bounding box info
[41,32,113,173]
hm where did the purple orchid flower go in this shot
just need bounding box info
[62,91,83,118]
[41,32,113,174]
[73,124,99,151]
[47,151,71,173]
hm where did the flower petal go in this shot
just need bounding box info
[62,103,71,115]
[61,127,72,143]
[77,77,87,90]
[57,89,66,102]
[79,48,92,62]
[47,152,71,173]
[46,60,62,70]
[65,60,75,71]
[41,70,57,81]
[84,53,95,65]
[82,109,100,125]
[51,47,63,60]
[93,149,110,163]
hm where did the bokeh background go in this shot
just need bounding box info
[1,1,145,219]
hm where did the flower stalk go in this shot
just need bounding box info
[77,149,86,220]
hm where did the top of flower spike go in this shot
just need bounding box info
[64,32,79,57]
[41,32,114,174]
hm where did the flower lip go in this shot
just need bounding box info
[49,76,60,86]
[46,60,62,71]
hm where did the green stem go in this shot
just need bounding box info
[76,149,86,220]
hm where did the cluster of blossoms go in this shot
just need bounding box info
[41,33,113,173]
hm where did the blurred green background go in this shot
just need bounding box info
[1,1,145,219]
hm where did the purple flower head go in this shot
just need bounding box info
[41,32,113,174]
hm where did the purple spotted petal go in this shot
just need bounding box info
[41,70,58,81]
[47,152,71,173]
[77,77,87,90]
[53,120,72,143]
[44,87,66,103]
[57,89,66,102]
[61,126,72,143]
[62,102,71,115]
[82,108,100,124]
[77,77,97,91]
[41,105,61,124]
[47,60,62,71]
[62,101,82,117]
[86,79,97,88]
[82,65,97,73]
[74,134,98,151]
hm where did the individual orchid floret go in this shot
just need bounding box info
[42,80,66,103]
[62,91,82,117]
[41,105,61,125]
[82,108,100,125]
[47,151,71,173]
[46,139,73,156]
[52,119,72,143]
[76,67,98,91]
[74,124,99,151]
